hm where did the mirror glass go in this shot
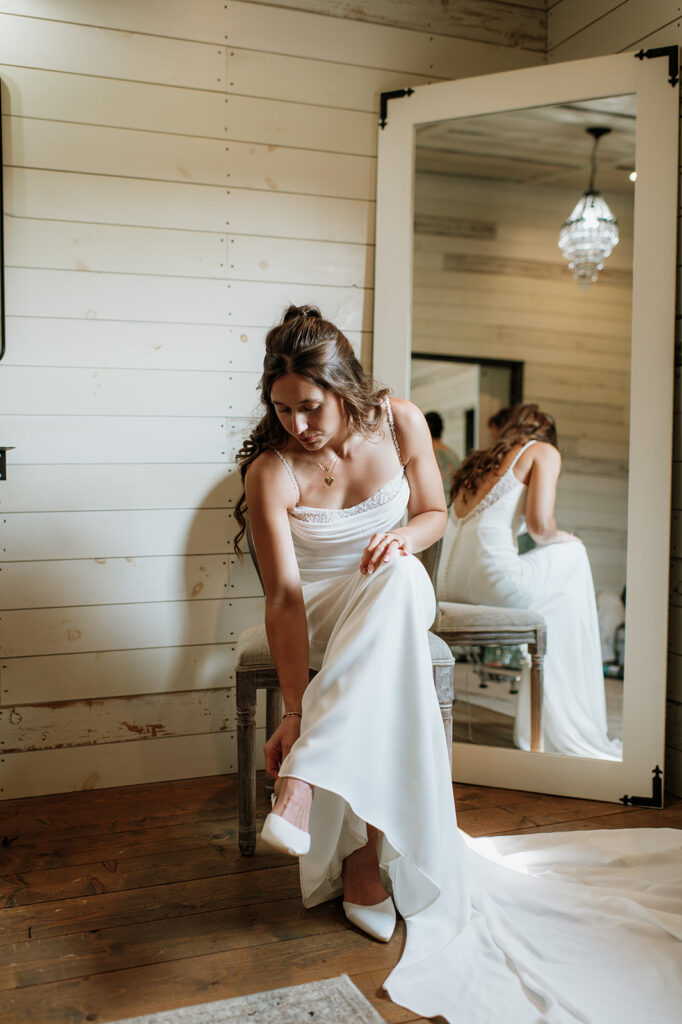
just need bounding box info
[410,97,636,760]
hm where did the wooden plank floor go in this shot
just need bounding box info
[1,774,681,1024]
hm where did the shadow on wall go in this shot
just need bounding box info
[174,466,264,754]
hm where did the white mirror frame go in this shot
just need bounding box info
[373,53,679,802]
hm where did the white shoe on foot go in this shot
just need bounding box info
[342,896,396,942]
[261,812,310,856]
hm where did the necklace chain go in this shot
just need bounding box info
[314,451,339,487]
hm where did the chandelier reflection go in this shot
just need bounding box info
[559,126,619,290]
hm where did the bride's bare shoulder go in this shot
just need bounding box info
[245,448,298,508]
[386,398,430,448]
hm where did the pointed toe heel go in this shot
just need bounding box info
[261,812,310,857]
[342,896,396,942]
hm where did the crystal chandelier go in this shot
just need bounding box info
[558,127,619,289]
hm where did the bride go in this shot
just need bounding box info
[436,404,622,759]
[235,307,680,1024]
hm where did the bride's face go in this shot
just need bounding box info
[270,373,346,451]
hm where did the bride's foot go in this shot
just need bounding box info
[342,829,395,942]
[341,826,389,906]
[260,777,313,857]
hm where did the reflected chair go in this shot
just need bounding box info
[236,524,456,856]
[419,540,547,753]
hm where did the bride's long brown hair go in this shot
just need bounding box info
[233,304,389,555]
[450,403,558,506]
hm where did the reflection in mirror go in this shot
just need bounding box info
[411,98,635,760]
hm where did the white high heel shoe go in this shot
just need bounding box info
[261,793,310,857]
[342,896,396,942]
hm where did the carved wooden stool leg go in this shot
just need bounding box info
[264,688,282,797]
[433,661,455,770]
[236,671,258,856]
[529,634,545,753]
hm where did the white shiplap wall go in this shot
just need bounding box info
[547,0,682,794]
[0,0,542,798]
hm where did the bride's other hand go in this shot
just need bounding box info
[360,530,410,574]
[264,716,302,779]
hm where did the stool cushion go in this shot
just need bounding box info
[436,601,545,632]
[236,625,274,669]
[237,624,454,670]
[427,630,454,665]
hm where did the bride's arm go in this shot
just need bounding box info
[524,443,578,545]
[245,454,310,773]
[360,399,447,574]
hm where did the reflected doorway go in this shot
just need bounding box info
[411,353,523,454]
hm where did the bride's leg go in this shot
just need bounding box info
[342,825,389,906]
[271,775,313,833]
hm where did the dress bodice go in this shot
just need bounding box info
[289,470,410,581]
[436,441,535,605]
[276,398,409,581]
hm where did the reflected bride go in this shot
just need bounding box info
[436,403,622,759]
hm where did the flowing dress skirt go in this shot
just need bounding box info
[277,478,681,1023]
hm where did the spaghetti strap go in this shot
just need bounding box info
[273,449,301,504]
[509,438,537,471]
[384,397,404,468]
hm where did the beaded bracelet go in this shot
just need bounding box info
[282,711,302,720]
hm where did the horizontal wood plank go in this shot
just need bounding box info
[0,644,241,704]
[0,465,242,513]
[4,169,375,245]
[2,317,266,372]
[0,688,236,754]
[1,416,227,465]
[3,508,235,561]
[0,366,260,418]
[248,0,546,50]
[0,597,264,658]
[0,63,227,139]
[6,269,370,331]
[228,47,436,110]
[547,0,680,60]
[0,0,227,43]
[0,554,261,610]
[5,218,227,279]
[0,730,268,800]
[5,118,376,199]
[228,1,544,72]
[0,14,225,87]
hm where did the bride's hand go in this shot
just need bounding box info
[264,716,302,780]
[360,531,411,574]
[549,530,582,545]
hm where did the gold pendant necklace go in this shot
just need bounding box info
[315,452,339,487]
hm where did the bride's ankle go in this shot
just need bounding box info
[272,777,313,830]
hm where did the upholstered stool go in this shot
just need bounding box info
[236,625,455,856]
[433,601,547,753]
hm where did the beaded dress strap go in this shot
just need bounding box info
[509,438,537,470]
[273,449,300,503]
[384,397,404,468]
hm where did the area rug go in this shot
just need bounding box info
[106,974,386,1024]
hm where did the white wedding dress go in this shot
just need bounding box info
[274,406,681,1024]
[436,440,622,759]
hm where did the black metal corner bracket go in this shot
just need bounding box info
[379,88,414,129]
[620,765,663,808]
[635,45,679,87]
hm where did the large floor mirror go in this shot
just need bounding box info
[373,54,678,802]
